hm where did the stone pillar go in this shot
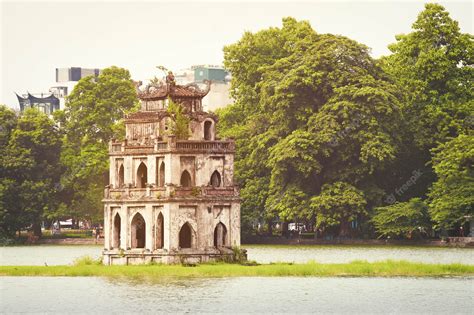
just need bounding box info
[145,204,154,251]
[103,205,110,250]
[147,155,156,186]
[164,153,174,186]
[163,203,172,250]
[124,156,133,186]
[109,157,115,188]
[230,202,241,246]
[224,153,234,186]
[120,205,128,249]
[146,184,151,197]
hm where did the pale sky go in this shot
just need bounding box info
[1,0,472,109]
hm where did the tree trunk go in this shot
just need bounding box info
[282,222,289,238]
[267,220,273,236]
[32,222,42,237]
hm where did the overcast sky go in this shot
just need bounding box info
[1,0,472,109]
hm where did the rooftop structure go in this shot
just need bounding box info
[15,92,60,115]
[16,67,102,114]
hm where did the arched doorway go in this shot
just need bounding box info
[156,212,164,249]
[118,164,124,188]
[210,170,221,187]
[179,223,193,248]
[113,213,121,249]
[204,121,212,140]
[159,162,165,187]
[214,222,227,247]
[180,170,192,187]
[131,213,146,248]
[137,162,147,188]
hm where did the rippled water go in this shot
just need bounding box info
[0,245,473,265]
[246,245,474,265]
[1,276,473,314]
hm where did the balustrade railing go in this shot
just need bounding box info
[110,140,234,153]
[106,185,237,199]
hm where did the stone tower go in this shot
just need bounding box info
[102,75,240,265]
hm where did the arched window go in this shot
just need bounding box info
[210,170,221,187]
[159,162,165,187]
[112,213,121,249]
[156,212,164,249]
[204,121,212,140]
[118,164,124,188]
[136,162,147,188]
[179,223,193,248]
[214,222,227,247]
[180,170,192,187]
[131,213,146,248]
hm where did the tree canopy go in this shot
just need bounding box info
[219,5,473,237]
[220,17,402,235]
[55,66,138,223]
[0,106,61,236]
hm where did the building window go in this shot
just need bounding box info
[156,212,164,249]
[204,121,212,140]
[210,170,221,187]
[179,223,193,248]
[214,222,227,247]
[180,170,192,187]
[159,162,165,187]
[136,162,147,188]
[112,213,121,249]
[131,213,146,248]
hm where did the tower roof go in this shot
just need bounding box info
[136,81,211,101]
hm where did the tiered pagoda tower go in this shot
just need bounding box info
[102,75,241,265]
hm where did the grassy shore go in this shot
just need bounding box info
[1,260,473,278]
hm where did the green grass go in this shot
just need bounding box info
[1,260,473,278]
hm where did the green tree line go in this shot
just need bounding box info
[217,3,473,239]
[0,67,138,238]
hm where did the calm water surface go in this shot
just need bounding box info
[1,276,473,314]
[0,245,473,265]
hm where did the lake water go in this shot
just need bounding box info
[1,245,473,314]
[1,276,473,314]
[0,245,473,265]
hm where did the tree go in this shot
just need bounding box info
[0,108,61,237]
[381,3,473,232]
[382,3,473,150]
[428,135,474,231]
[372,198,431,239]
[220,18,402,235]
[167,98,190,140]
[56,66,138,223]
[310,182,367,236]
[0,105,18,237]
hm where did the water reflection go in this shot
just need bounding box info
[1,245,472,265]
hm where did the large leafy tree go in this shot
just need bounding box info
[56,66,138,223]
[428,135,473,231]
[0,107,61,237]
[220,18,402,235]
[372,198,431,239]
[0,105,19,237]
[382,3,473,150]
[309,182,367,236]
[381,3,473,232]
